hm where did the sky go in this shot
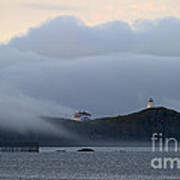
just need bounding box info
[1,0,180,43]
[0,1,180,131]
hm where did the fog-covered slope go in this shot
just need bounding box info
[0,107,180,146]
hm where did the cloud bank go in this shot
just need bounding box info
[0,16,180,132]
[8,16,180,58]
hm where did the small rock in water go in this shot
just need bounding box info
[77,148,95,152]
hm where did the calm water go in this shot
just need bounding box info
[0,147,180,179]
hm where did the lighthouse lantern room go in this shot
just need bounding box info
[147,98,154,108]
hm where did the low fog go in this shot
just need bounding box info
[0,16,180,132]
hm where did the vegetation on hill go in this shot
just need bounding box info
[0,107,180,146]
[43,107,180,145]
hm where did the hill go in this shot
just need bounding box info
[43,107,180,146]
[0,107,180,146]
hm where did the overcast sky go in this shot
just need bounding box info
[0,1,180,131]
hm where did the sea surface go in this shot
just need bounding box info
[0,147,180,180]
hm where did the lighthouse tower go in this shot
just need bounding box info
[147,98,154,108]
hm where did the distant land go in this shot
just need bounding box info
[0,107,180,147]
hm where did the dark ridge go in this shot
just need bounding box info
[0,107,180,146]
[42,106,180,145]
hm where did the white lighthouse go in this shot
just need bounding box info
[147,98,154,108]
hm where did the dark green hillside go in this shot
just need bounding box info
[0,107,180,146]
[43,107,180,145]
[95,107,180,139]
